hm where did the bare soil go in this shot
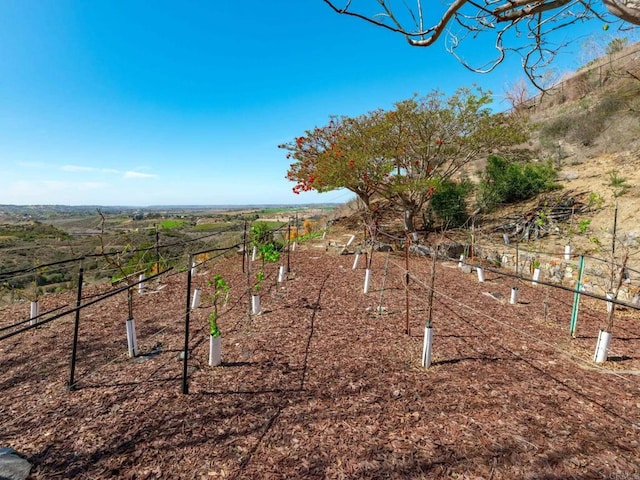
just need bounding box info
[1,238,639,479]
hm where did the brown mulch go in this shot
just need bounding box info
[1,239,639,479]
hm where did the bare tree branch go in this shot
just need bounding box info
[323,0,640,86]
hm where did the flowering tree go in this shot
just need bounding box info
[322,0,639,87]
[281,87,528,234]
[281,114,394,208]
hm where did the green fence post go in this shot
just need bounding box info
[570,255,585,337]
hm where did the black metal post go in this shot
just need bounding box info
[612,201,618,255]
[287,221,291,272]
[182,254,193,394]
[154,223,160,271]
[242,220,247,274]
[68,267,84,391]
[405,234,410,335]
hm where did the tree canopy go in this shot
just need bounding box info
[281,87,528,233]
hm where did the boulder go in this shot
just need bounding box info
[0,447,32,480]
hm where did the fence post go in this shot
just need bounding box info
[68,267,84,391]
[405,235,410,335]
[570,255,585,337]
[287,221,291,273]
[182,254,193,394]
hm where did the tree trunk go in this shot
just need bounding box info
[403,209,416,233]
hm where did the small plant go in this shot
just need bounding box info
[254,270,265,292]
[589,235,603,250]
[607,170,631,197]
[208,274,229,337]
[250,222,274,248]
[578,219,591,234]
[587,192,604,210]
[254,244,280,292]
[249,222,282,293]
[536,210,549,227]
[259,243,281,263]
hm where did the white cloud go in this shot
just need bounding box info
[43,180,107,190]
[17,161,48,169]
[61,164,96,172]
[61,165,121,175]
[79,182,108,190]
[124,171,157,179]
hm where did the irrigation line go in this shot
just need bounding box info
[402,268,637,386]
[430,286,639,386]
[0,267,173,342]
[0,304,69,333]
[0,298,192,435]
[377,229,404,242]
[472,237,640,278]
[0,256,85,281]
[190,242,242,269]
[70,311,189,390]
[384,256,638,386]
[3,252,260,431]
[444,254,640,312]
[376,251,392,316]
[0,223,244,282]
[384,251,624,338]
[387,251,615,325]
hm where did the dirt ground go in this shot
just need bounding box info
[1,238,639,479]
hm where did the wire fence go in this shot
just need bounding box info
[1,220,638,445]
[0,218,296,388]
[523,42,640,110]
[354,231,639,379]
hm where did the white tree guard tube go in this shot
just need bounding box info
[292,241,297,252]
[190,260,197,276]
[191,288,201,310]
[477,268,485,283]
[278,265,286,283]
[363,268,372,294]
[29,300,39,327]
[252,245,257,262]
[346,234,356,247]
[532,268,541,285]
[209,335,222,367]
[458,254,464,268]
[503,233,510,245]
[352,253,360,270]
[606,292,614,313]
[422,326,434,368]
[322,231,326,240]
[510,287,519,305]
[411,231,419,242]
[126,318,138,357]
[251,294,261,315]
[594,329,612,363]
[138,273,146,293]
[564,245,571,261]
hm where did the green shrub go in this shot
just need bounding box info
[478,155,559,211]
[568,111,602,146]
[539,115,575,142]
[159,220,184,229]
[250,222,274,246]
[430,179,473,227]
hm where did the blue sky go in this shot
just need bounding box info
[0,1,631,206]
